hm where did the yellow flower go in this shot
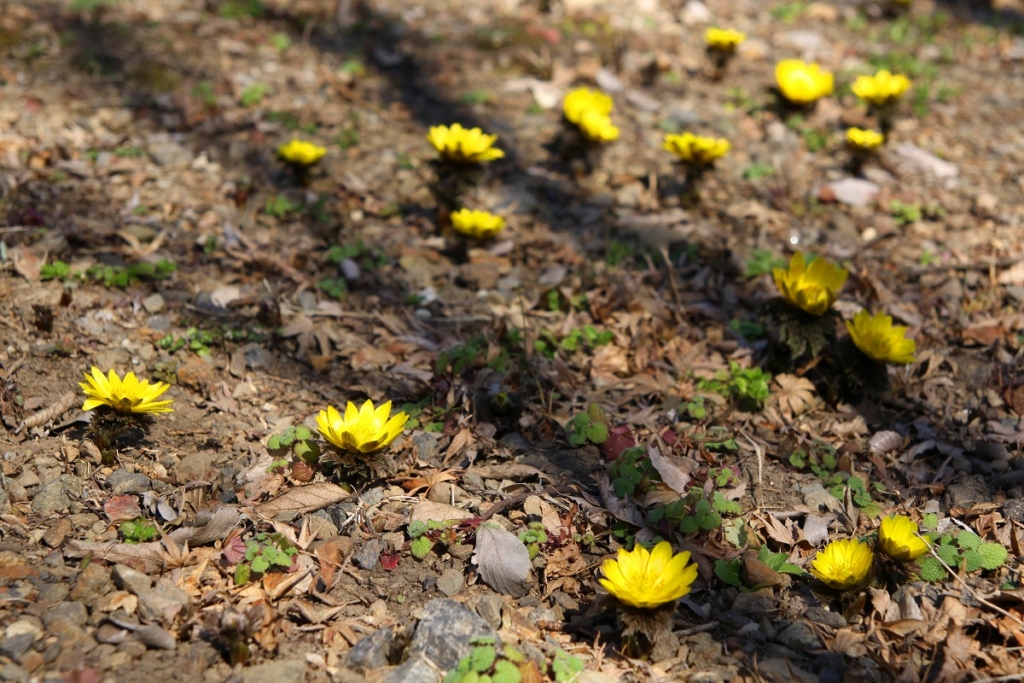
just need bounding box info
[80,367,173,414]
[563,87,614,125]
[705,27,745,51]
[878,515,930,561]
[427,123,505,163]
[450,208,505,239]
[772,252,848,316]
[775,59,834,105]
[577,110,619,142]
[277,139,326,165]
[845,310,916,364]
[851,70,911,107]
[316,400,409,454]
[663,132,730,166]
[598,541,698,609]
[846,127,885,152]
[810,539,873,590]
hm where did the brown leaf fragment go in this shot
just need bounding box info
[595,474,644,527]
[256,482,350,518]
[647,444,696,494]
[64,540,181,574]
[772,374,817,419]
[16,391,77,433]
[473,523,532,597]
[409,500,474,525]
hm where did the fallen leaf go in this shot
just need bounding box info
[256,482,350,518]
[473,523,532,597]
[409,500,474,525]
[647,444,696,494]
[595,474,644,526]
[11,246,42,281]
[772,374,817,419]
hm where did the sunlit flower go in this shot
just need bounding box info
[578,110,619,142]
[316,400,409,454]
[851,70,911,107]
[772,252,848,316]
[563,87,614,125]
[705,27,745,52]
[845,310,916,364]
[277,139,326,165]
[775,59,834,105]
[427,123,505,163]
[450,208,505,239]
[846,127,885,152]
[598,541,698,609]
[878,515,930,561]
[810,539,873,590]
[80,367,173,414]
[663,132,730,166]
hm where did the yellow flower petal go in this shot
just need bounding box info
[427,123,504,164]
[773,252,848,316]
[79,367,174,414]
[878,515,930,561]
[598,542,698,609]
[776,59,833,105]
[317,399,408,454]
[845,310,916,364]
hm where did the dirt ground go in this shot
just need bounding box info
[2,0,1024,681]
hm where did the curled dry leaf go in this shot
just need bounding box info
[256,482,350,518]
[647,445,697,495]
[868,430,904,455]
[473,523,532,597]
[772,374,817,420]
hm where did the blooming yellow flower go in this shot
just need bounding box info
[878,515,930,561]
[846,127,885,152]
[599,541,698,609]
[845,310,916,364]
[810,539,873,590]
[450,208,505,239]
[772,252,848,316]
[316,400,409,454]
[80,367,173,414]
[705,27,745,51]
[775,59,834,105]
[427,123,505,163]
[851,70,911,107]
[563,87,614,125]
[277,139,326,165]
[577,110,619,142]
[663,132,730,166]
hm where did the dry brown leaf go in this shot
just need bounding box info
[647,444,696,494]
[409,500,473,525]
[256,482,350,518]
[772,374,817,420]
[11,245,42,281]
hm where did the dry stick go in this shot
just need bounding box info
[917,532,1024,630]
[15,391,77,434]
[479,485,561,523]
[658,245,686,326]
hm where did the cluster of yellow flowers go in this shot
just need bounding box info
[427,123,505,164]
[598,541,699,609]
[81,368,408,454]
[811,515,930,590]
[562,87,619,143]
[773,253,916,364]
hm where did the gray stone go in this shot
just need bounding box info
[340,258,361,281]
[681,0,712,25]
[135,624,177,650]
[112,564,153,595]
[826,178,880,208]
[778,31,824,60]
[175,452,213,482]
[31,476,81,515]
[1003,499,1024,523]
[346,627,393,670]
[436,568,464,597]
[384,654,439,683]
[41,601,88,629]
[0,662,29,683]
[353,539,384,570]
[141,293,165,314]
[804,607,845,628]
[106,470,152,495]
[409,598,499,671]
[0,620,41,660]
[776,621,822,651]
[475,594,503,629]
[243,344,274,370]
[70,563,113,606]
[731,589,775,616]
[894,143,958,179]
[149,139,193,168]
[137,579,191,625]
[240,659,307,683]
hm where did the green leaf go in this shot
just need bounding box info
[408,521,429,539]
[251,554,270,574]
[936,543,960,567]
[411,536,432,559]
[976,542,1008,570]
[714,559,742,588]
[469,646,496,673]
[917,556,945,582]
[234,563,251,585]
[492,660,521,683]
[267,434,282,450]
[963,549,983,573]
[921,513,938,530]
[956,532,981,550]
[552,650,584,682]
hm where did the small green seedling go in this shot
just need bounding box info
[518,522,548,560]
[648,486,741,535]
[714,546,808,589]
[408,519,459,560]
[443,637,527,683]
[788,441,839,478]
[120,518,159,544]
[823,472,884,517]
[917,526,1008,582]
[40,261,72,281]
[239,83,268,107]
[697,361,771,409]
[233,533,297,585]
[264,195,299,218]
[267,425,320,464]
[565,403,609,447]
[890,199,922,225]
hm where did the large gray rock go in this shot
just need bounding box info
[112,564,153,595]
[106,470,152,495]
[777,621,822,651]
[408,599,499,671]
[137,579,191,625]
[31,476,81,515]
[346,627,393,671]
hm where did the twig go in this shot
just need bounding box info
[479,485,560,522]
[658,246,686,326]
[15,391,77,434]
[918,532,1024,630]
[676,621,719,636]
